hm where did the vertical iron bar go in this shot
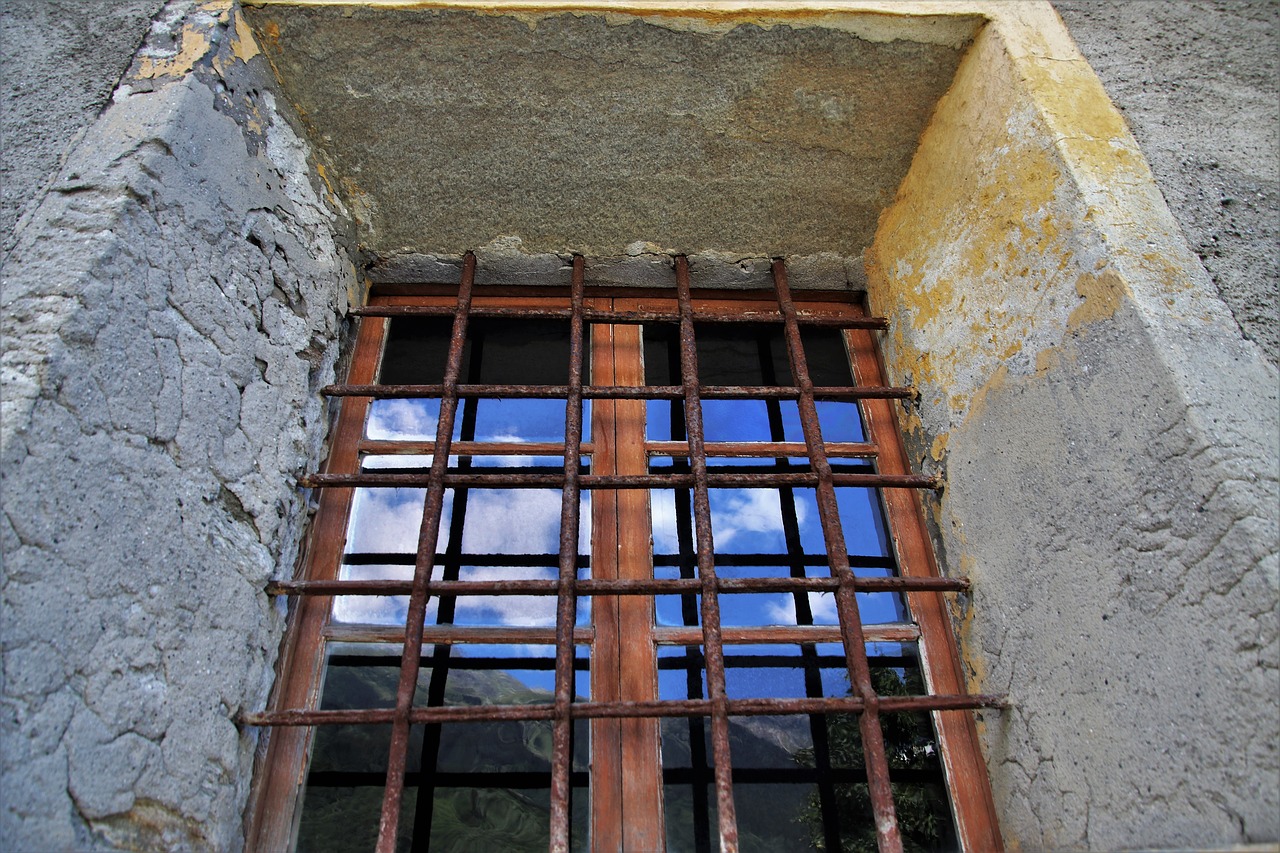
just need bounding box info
[550,256,586,853]
[375,252,476,853]
[758,332,843,853]
[411,328,485,844]
[675,256,740,853]
[771,258,903,853]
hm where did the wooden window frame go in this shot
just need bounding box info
[244,254,1002,852]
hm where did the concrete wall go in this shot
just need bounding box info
[1055,0,1279,366]
[0,1,1275,851]
[1,1,355,848]
[866,4,1278,849]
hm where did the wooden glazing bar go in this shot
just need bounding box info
[359,439,595,457]
[324,624,592,645]
[375,253,475,853]
[772,258,903,853]
[647,440,877,459]
[654,623,920,645]
[549,257,585,853]
[675,256,740,852]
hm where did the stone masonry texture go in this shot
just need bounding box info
[1,1,354,848]
[0,1,1276,851]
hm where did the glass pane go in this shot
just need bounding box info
[658,644,955,853]
[381,317,578,386]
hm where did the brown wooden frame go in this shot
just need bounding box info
[244,255,1002,852]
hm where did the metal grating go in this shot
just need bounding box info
[244,253,1004,853]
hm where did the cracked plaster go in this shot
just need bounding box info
[0,1,355,848]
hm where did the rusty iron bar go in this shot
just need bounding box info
[675,255,740,852]
[356,439,875,459]
[321,622,919,647]
[374,253,476,853]
[772,258,903,853]
[353,303,890,329]
[301,471,941,490]
[267,575,970,597]
[549,256,585,853]
[239,693,1006,728]
[324,382,913,401]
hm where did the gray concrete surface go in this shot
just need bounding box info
[0,0,167,255]
[1054,0,1280,365]
[0,2,354,848]
[242,5,976,260]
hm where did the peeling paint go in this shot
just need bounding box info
[232,10,262,62]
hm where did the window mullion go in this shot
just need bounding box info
[844,324,1004,852]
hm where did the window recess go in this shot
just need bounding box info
[244,253,1004,853]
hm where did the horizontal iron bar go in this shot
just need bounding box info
[324,383,913,401]
[352,304,890,329]
[239,693,1006,728]
[266,576,969,596]
[321,622,914,645]
[358,439,876,460]
[300,471,941,490]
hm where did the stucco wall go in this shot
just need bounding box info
[1055,0,1279,366]
[1,2,355,848]
[866,6,1278,849]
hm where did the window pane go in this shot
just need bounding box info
[658,644,955,853]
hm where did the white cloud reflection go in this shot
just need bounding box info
[653,488,810,553]
[337,484,590,629]
[764,591,839,625]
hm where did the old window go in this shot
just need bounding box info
[245,254,1002,852]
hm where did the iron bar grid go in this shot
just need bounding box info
[249,253,1000,853]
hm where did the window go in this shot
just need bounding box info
[245,254,1002,852]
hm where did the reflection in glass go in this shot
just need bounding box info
[658,644,955,853]
[297,644,589,851]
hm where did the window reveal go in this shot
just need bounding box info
[245,254,1004,852]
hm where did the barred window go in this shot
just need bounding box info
[246,254,1002,852]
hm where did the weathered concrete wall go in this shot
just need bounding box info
[866,5,1278,849]
[0,1,355,848]
[0,0,167,254]
[1055,0,1279,366]
[243,5,977,261]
